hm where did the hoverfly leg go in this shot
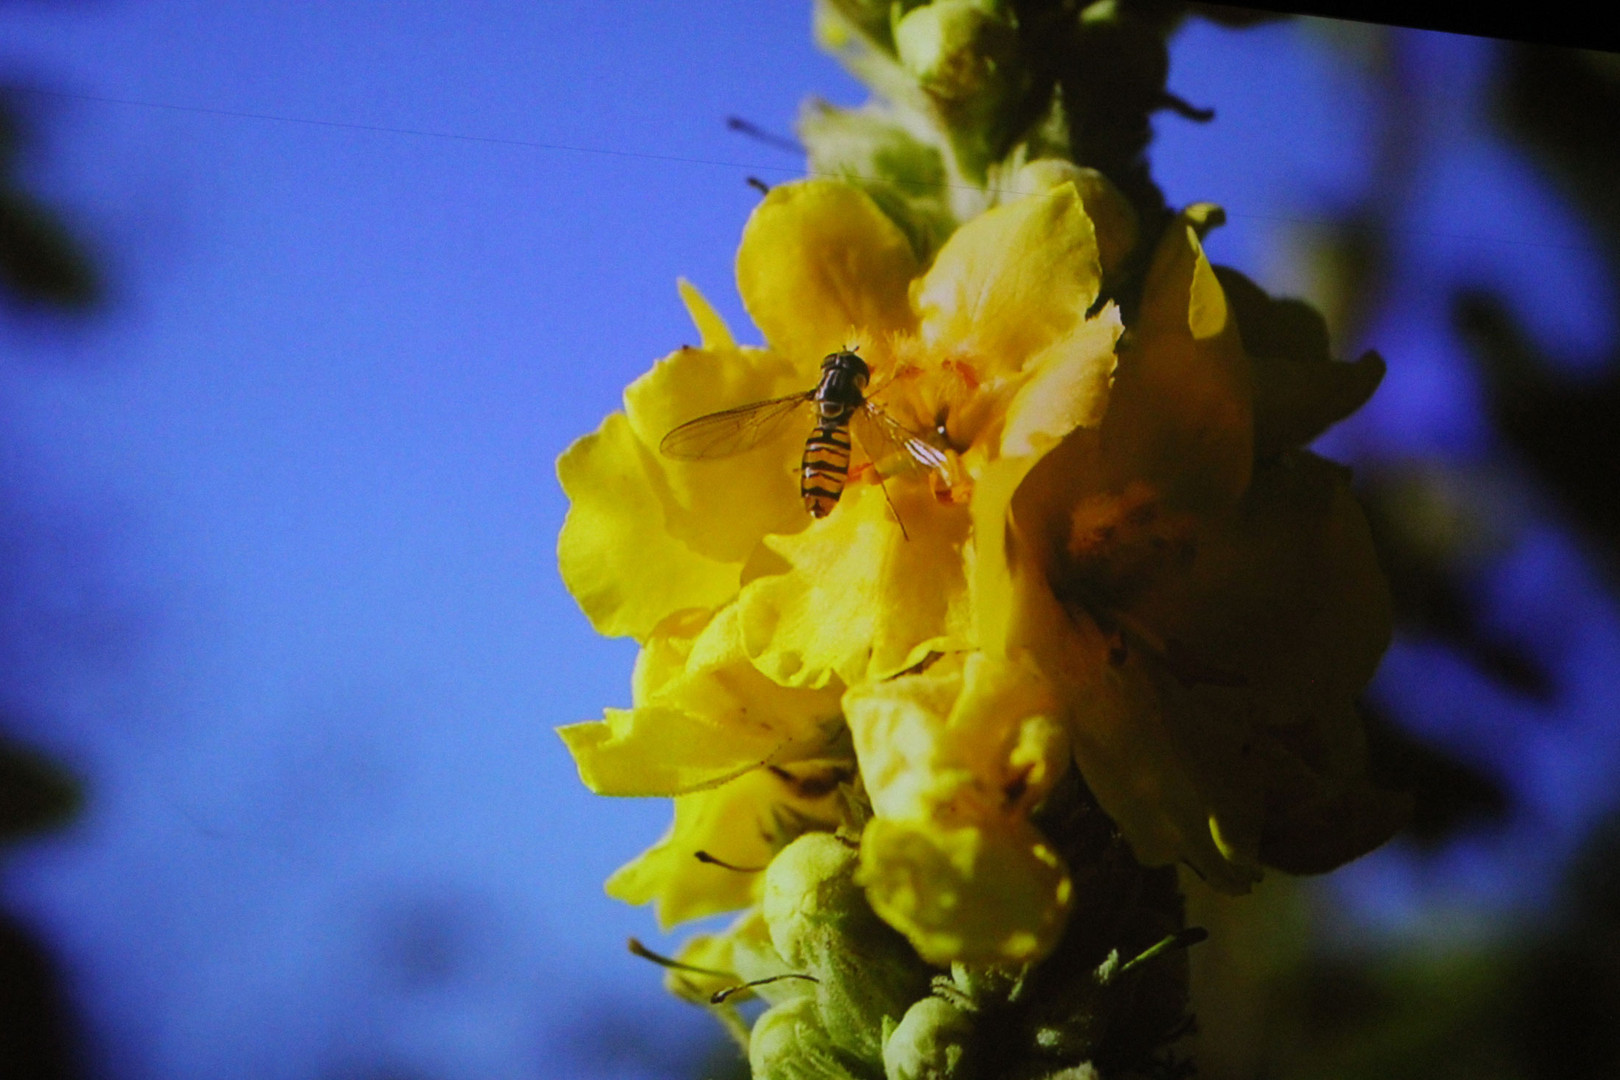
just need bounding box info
[877,473,911,542]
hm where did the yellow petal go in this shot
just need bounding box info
[843,652,1072,964]
[971,423,1256,885]
[913,183,1100,375]
[665,911,782,1007]
[999,303,1122,458]
[1123,452,1392,724]
[624,343,809,564]
[845,651,1067,823]
[970,451,1056,660]
[1255,717,1411,874]
[946,652,1069,802]
[558,706,760,798]
[1215,265,1385,458]
[640,603,851,760]
[1003,545,1263,891]
[556,412,741,639]
[1100,207,1253,514]
[678,277,734,350]
[843,659,970,820]
[736,180,919,367]
[1012,451,1394,887]
[739,482,973,688]
[858,816,1072,965]
[1110,452,1401,876]
[560,605,847,797]
[1251,348,1385,460]
[557,329,818,640]
[969,424,1107,661]
[606,761,853,928]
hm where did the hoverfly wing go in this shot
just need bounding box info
[851,403,950,480]
[658,391,816,460]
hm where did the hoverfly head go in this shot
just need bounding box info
[822,349,870,388]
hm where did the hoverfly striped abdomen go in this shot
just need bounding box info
[801,423,853,517]
[799,351,868,518]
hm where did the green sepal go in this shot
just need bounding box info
[798,101,958,262]
[882,994,979,1080]
[751,997,874,1080]
[764,833,937,1066]
[892,0,1019,103]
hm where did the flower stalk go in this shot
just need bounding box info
[556,4,1407,1076]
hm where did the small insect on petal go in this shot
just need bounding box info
[661,351,949,520]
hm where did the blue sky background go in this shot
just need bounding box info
[0,4,1613,1079]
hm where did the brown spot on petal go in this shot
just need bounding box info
[1061,483,1203,611]
[767,762,856,800]
[889,651,946,679]
[1003,768,1031,808]
[941,357,982,391]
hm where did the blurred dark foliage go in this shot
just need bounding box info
[1359,464,1553,702]
[1529,815,1620,1079]
[0,915,80,1080]
[1305,34,1620,854]
[1482,48,1620,568]
[0,737,80,844]
[1369,42,1620,828]
[1181,21,1620,1080]
[1195,814,1620,1080]
[0,93,96,308]
[1455,287,1620,556]
[1362,708,1511,848]
[0,78,97,1080]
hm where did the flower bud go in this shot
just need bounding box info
[762,831,866,970]
[763,832,936,1065]
[797,101,958,261]
[1032,1066,1100,1080]
[749,997,866,1080]
[882,994,979,1080]
[812,0,899,52]
[893,0,1018,102]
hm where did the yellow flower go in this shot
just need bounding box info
[556,281,808,642]
[558,175,1120,948]
[732,179,1121,691]
[847,650,1074,964]
[986,206,1406,890]
[557,174,1400,963]
[557,604,851,926]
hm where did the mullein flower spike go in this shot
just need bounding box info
[560,173,1399,950]
[557,5,1405,1076]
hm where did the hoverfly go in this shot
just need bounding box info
[659,350,948,519]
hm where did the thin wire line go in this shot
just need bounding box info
[4,83,808,177]
[4,82,1607,257]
